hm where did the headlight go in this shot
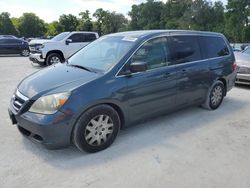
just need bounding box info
[36,44,44,50]
[237,66,250,74]
[29,92,71,114]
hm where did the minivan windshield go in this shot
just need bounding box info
[52,32,70,41]
[68,36,136,72]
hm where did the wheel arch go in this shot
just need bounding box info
[217,77,227,96]
[46,50,65,61]
[70,101,126,142]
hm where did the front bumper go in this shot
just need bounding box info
[29,53,45,63]
[235,73,250,85]
[8,95,74,149]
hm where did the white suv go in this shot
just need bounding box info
[29,31,99,66]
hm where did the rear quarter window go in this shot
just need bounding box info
[199,36,229,59]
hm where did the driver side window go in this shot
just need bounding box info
[68,34,84,43]
[131,37,169,70]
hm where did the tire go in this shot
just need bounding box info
[202,80,225,110]
[46,53,62,66]
[73,105,121,153]
[20,49,30,56]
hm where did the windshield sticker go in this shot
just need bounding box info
[122,37,138,42]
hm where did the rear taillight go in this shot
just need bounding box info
[232,62,237,71]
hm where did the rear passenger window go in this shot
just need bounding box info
[199,36,229,58]
[84,34,96,42]
[168,36,201,64]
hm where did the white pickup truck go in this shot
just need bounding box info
[29,31,99,66]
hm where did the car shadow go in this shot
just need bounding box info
[235,84,250,90]
[0,54,25,57]
[21,96,247,170]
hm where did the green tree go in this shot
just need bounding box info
[129,0,163,30]
[78,10,93,31]
[58,14,79,32]
[0,12,18,35]
[242,25,250,42]
[93,8,108,35]
[225,0,250,42]
[46,21,60,36]
[18,13,46,37]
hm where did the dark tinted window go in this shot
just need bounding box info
[0,39,6,44]
[8,39,22,44]
[199,36,229,58]
[168,35,201,64]
[68,34,84,43]
[131,37,169,70]
[0,39,15,44]
[84,34,96,42]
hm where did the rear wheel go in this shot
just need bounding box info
[73,105,121,153]
[202,80,225,110]
[46,53,62,66]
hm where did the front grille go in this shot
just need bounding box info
[236,78,250,83]
[12,90,29,112]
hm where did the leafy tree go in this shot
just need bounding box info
[93,8,108,35]
[46,21,60,36]
[225,0,250,42]
[0,12,18,35]
[242,25,250,42]
[129,0,163,30]
[78,10,93,31]
[58,14,79,32]
[18,13,46,37]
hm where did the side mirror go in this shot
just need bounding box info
[130,61,147,73]
[65,39,72,45]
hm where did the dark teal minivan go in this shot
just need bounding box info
[8,30,237,152]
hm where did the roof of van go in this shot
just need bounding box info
[108,30,224,39]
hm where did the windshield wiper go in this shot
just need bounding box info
[68,64,98,73]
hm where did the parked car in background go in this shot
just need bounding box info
[0,37,29,56]
[235,47,250,85]
[0,35,17,39]
[28,31,99,66]
[8,30,236,153]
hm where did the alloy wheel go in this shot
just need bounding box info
[84,115,114,146]
[50,56,61,64]
[211,85,223,106]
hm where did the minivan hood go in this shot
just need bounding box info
[18,63,101,98]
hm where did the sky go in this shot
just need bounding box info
[0,0,227,23]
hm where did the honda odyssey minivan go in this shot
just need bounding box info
[8,30,237,152]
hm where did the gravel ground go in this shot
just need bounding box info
[0,56,250,188]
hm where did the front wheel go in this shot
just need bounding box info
[46,53,62,66]
[202,80,225,110]
[73,105,121,153]
[20,49,30,56]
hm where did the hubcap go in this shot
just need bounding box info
[50,56,61,64]
[211,85,223,106]
[84,115,114,146]
[22,49,29,56]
